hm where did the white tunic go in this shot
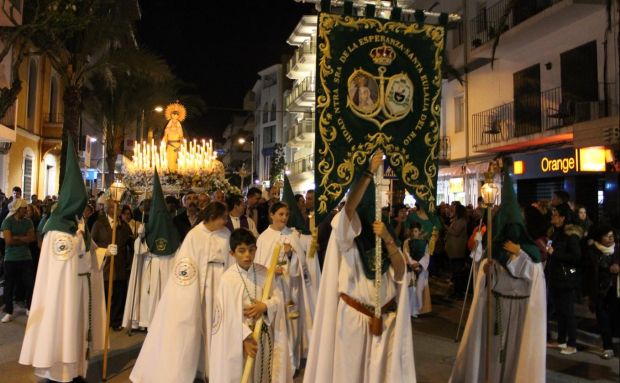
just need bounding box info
[209,263,293,383]
[19,230,106,382]
[122,237,176,329]
[130,224,231,383]
[304,211,416,383]
[450,253,546,383]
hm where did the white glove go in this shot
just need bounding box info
[107,244,118,256]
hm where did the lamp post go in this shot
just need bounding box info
[238,137,254,187]
[102,178,127,382]
[480,167,499,383]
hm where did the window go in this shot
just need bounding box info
[262,103,269,123]
[270,101,277,121]
[454,95,464,132]
[26,59,38,130]
[49,77,59,122]
[264,125,275,144]
[22,154,33,200]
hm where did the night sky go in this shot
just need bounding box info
[137,0,316,141]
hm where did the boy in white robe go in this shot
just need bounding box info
[19,138,108,382]
[123,169,180,330]
[130,201,231,383]
[210,228,293,383]
[304,150,416,383]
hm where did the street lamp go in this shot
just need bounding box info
[238,137,254,187]
[102,178,126,382]
[480,166,499,383]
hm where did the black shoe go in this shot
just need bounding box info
[112,325,123,332]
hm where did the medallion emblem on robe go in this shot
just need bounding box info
[173,257,197,285]
[155,238,168,252]
[53,234,74,261]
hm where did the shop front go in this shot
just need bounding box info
[511,146,612,222]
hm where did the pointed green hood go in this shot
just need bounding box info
[42,138,88,235]
[492,158,541,264]
[282,175,310,235]
[146,168,180,256]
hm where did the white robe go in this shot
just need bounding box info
[450,253,546,383]
[403,239,430,317]
[255,227,315,370]
[209,263,293,383]
[19,231,106,382]
[303,211,416,383]
[130,224,231,383]
[122,237,176,329]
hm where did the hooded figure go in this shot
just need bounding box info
[123,168,181,329]
[450,158,546,383]
[19,138,110,382]
[304,151,415,383]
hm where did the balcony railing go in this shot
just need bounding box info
[288,118,314,142]
[472,83,617,148]
[44,112,64,124]
[0,102,16,128]
[470,0,562,48]
[285,76,315,110]
[287,38,317,74]
[290,154,313,176]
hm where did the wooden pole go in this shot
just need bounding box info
[374,162,384,319]
[102,202,119,381]
[485,205,493,383]
[240,243,282,383]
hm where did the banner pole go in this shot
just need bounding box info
[374,161,384,320]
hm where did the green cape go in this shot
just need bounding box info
[492,158,541,264]
[42,138,88,236]
[145,168,180,256]
[282,175,310,235]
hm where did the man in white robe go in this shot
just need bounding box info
[304,151,415,383]
[450,161,546,383]
[130,202,231,383]
[19,138,108,382]
[209,228,293,383]
[123,169,180,330]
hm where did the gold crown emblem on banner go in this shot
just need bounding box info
[370,44,396,66]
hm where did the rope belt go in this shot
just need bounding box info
[249,321,272,383]
[78,272,92,360]
[339,293,397,336]
[492,290,529,367]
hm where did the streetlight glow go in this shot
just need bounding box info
[154,106,164,113]
[238,137,246,145]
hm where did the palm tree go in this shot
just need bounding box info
[82,49,177,186]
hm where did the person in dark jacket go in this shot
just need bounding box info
[547,203,583,355]
[91,198,134,330]
[586,224,619,359]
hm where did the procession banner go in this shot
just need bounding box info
[314,12,445,222]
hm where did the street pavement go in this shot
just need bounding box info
[1,294,618,382]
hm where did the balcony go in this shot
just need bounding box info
[470,0,605,59]
[0,101,17,142]
[287,39,316,81]
[42,112,63,139]
[287,118,314,148]
[285,77,315,111]
[472,83,617,152]
[290,154,313,176]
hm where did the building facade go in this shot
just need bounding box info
[284,15,317,194]
[427,0,619,222]
[252,64,287,189]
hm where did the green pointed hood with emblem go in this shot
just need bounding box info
[282,175,310,235]
[146,168,180,256]
[492,158,541,264]
[42,138,88,235]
